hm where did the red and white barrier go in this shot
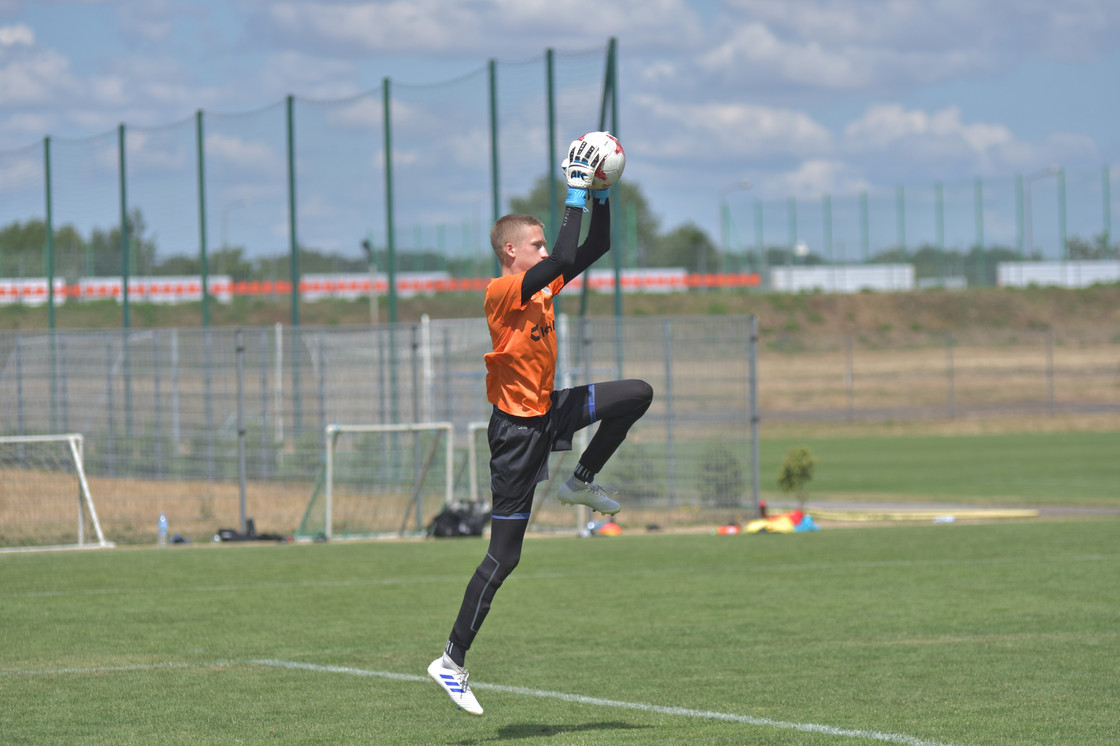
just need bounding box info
[0,269,761,307]
[0,279,65,306]
[74,276,234,303]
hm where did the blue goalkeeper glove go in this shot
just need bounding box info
[591,187,610,204]
[565,187,588,208]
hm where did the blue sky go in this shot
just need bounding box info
[1,0,1117,261]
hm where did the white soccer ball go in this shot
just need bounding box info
[577,131,625,189]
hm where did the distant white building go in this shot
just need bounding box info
[770,264,915,293]
[998,261,1120,288]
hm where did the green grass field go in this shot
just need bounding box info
[3,519,1118,745]
[758,430,1120,504]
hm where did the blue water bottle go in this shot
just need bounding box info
[157,512,168,547]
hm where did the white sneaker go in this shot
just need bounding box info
[558,480,621,515]
[427,655,483,716]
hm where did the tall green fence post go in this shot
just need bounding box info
[383,78,400,426]
[597,39,623,375]
[119,124,130,329]
[44,137,55,330]
[383,78,397,324]
[606,38,622,322]
[118,123,133,438]
[488,60,501,278]
[196,110,209,327]
[286,95,300,327]
[44,136,58,431]
[286,95,303,435]
[546,48,560,315]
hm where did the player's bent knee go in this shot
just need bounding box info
[490,546,521,580]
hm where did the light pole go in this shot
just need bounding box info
[719,180,752,273]
[1024,166,1058,259]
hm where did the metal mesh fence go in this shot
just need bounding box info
[2,42,1115,314]
[0,46,616,311]
[2,317,1117,546]
[725,167,1117,283]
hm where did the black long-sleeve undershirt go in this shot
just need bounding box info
[519,199,610,305]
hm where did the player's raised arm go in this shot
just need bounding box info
[519,133,608,299]
[563,132,625,282]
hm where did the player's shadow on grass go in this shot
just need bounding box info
[457,721,649,742]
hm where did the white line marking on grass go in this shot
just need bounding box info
[253,659,956,746]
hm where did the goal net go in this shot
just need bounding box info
[297,423,456,540]
[0,434,112,551]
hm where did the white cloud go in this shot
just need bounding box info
[725,0,1120,59]
[256,51,362,101]
[87,75,129,107]
[631,93,832,159]
[697,17,986,92]
[0,111,50,141]
[0,47,75,105]
[125,130,190,172]
[841,103,1015,175]
[326,97,381,130]
[261,0,701,55]
[764,158,869,199]
[112,0,207,43]
[837,103,1102,178]
[844,104,1015,149]
[205,132,278,170]
[0,22,34,47]
[0,150,40,188]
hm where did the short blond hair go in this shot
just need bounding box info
[490,214,544,259]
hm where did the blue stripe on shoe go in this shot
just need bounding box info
[439,673,465,693]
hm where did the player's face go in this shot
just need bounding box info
[508,225,548,274]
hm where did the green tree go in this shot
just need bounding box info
[777,445,816,509]
[1067,233,1119,260]
[0,219,93,279]
[963,244,1020,287]
[85,209,158,277]
[649,222,717,272]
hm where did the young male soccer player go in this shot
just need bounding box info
[427,135,654,715]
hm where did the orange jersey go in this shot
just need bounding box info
[484,273,565,416]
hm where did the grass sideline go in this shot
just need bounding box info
[3,519,1119,745]
[758,429,1120,505]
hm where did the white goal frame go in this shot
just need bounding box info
[323,422,454,540]
[0,433,113,552]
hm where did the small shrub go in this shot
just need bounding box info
[777,445,816,509]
